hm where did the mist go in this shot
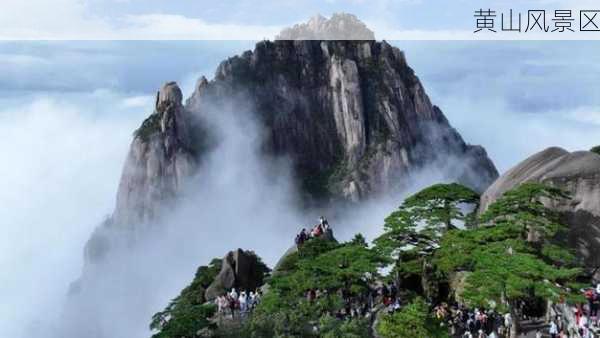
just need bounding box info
[0,91,147,338]
[53,95,313,338]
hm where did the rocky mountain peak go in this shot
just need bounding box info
[187,38,498,201]
[276,13,375,40]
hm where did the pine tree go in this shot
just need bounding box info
[435,183,584,338]
[373,183,480,296]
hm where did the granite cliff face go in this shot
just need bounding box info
[186,39,498,202]
[480,147,600,271]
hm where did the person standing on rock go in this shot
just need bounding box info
[239,291,247,314]
[216,295,227,315]
[297,228,308,245]
[255,289,262,305]
[503,312,512,336]
[320,216,330,231]
[248,291,255,310]
[549,318,559,338]
[225,294,236,318]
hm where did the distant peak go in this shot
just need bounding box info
[276,13,375,40]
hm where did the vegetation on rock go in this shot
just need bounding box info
[150,258,222,338]
[135,112,161,142]
[244,235,382,337]
[377,297,448,338]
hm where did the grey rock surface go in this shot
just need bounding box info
[113,82,195,226]
[83,82,197,264]
[204,249,269,301]
[186,39,498,202]
[480,147,600,269]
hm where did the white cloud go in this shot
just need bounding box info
[0,0,281,40]
[120,14,281,40]
[121,95,154,108]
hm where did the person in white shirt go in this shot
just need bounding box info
[549,319,558,338]
[503,313,512,334]
[239,291,247,313]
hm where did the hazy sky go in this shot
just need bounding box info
[3,0,600,39]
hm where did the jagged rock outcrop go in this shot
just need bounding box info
[114,82,196,226]
[276,13,375,40]
[187,37,498,202]
[480,147,600,272]
[204,249,270,300]
[83,82,197,264]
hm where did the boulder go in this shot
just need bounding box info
[204,249,270,301]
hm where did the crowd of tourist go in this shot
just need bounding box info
[215,288,262,319]
[568,283,600,337]
[435,282,600,337]
[435,303,509,338]
[294,216,330,246]
[215,217,600,338]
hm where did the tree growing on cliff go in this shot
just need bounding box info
[435,183,583,338]
[373,183,480,295]
[374,183,480,257]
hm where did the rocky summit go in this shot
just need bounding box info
[184,39,498,203]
